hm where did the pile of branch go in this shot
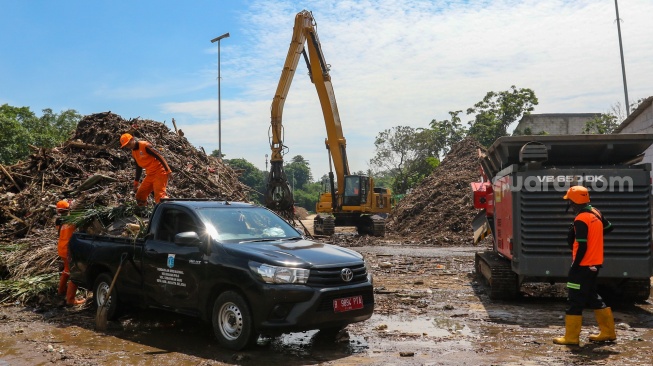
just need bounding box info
[0,112,252,240]
[385,137,484,245]
[0,112,254,303]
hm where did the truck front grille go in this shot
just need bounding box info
[307,263,368,287]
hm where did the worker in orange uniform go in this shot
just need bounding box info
[120,133,172,206]
[55,200,85,306]
[553,185,616,345]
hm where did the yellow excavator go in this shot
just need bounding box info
[264,10,391,236]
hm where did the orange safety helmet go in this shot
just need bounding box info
[563,186,590,204]
[120,133,133,148]
[56,200,70,210]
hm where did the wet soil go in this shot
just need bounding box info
[1,240,652,366]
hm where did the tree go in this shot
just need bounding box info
[466,86,538,147]
[0,104,80,164]
[369,126,439,194]
[210,149,225,159]
[284,155,312,191]
[0,114,31,164]
[582,114,619,134]
[224,158,266,202]
[429,110,468,158]
[292,181,322,213]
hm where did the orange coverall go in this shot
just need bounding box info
[131,141,172,205]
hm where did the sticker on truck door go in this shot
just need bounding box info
[156,267,186,287]
[167,254,175,268]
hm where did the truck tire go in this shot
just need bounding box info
[212,291,258,350]
[93,273,118,320]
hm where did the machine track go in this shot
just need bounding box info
[475,251,519,300]
[314,215,335,236]
[356,215,385,237]
[620,279,651,303]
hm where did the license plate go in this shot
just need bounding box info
[333,295,363,312]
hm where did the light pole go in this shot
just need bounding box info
[210,32,230,158]
[614,0,630,116]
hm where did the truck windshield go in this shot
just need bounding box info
[197,207,301,242]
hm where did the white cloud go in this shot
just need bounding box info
[161,0,653,179]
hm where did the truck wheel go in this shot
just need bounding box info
[93,273,118,320]
[212,291,258,350]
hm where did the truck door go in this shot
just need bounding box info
[142,206,205,315]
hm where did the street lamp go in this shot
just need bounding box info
[210,32,230,158]
[614,0,630,116]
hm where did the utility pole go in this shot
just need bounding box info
[210,32,230,158]
[614,0,630,116]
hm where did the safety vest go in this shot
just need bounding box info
[132,141,168,176]
[572,208,604,266]
[57,223,76,259]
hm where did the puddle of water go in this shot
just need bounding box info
[366,313,473,337]
[266,329,369,358]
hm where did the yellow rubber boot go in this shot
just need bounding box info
[57,272,69,295]
[589,307,617,342]
[553,315,582,345]
[65,282,85,306]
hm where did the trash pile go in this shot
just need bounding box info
[385,137,484,245]
[0,112,252,294]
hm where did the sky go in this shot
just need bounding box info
[2,0,652,180]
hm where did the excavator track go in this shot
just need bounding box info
[475,251,519,300]
[356,215,385,237]
[314,215,335,236]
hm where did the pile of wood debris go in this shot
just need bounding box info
[385,137,484,245]
[0,112,252,290]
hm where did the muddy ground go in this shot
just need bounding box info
[2,234,652,366]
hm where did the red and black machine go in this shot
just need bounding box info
[472,134,653,301]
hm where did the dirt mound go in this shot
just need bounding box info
[385,137,484,245]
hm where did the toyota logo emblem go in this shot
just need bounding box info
[340,268,353,282]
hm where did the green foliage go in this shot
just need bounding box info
[292,181,322,212]
[210,149,225,159]
[225,158,266,201]
[369,126,442,194]
[0,115,31,165]
[429,110,467,158]
[466,86,538,147]
[0,273,58,304]
[223,156,318,211]
[582,114,619,134]
[63,204,150,237]
[284,155,312,190]
[0,104,81,165]
[512,127,548,136]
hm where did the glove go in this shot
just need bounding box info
[133,180,139,192]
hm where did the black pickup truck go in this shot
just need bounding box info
[69,199,374,350]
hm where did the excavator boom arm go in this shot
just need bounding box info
[266,10,350,211]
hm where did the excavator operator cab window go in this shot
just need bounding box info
[343,175,368,206]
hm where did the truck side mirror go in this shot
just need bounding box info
[174,231,201,246]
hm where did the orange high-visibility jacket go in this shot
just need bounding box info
[572,207,605,266]
[132,141,171,177]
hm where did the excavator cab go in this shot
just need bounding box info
[343,175,367,206]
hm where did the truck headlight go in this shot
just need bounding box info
[249,262,309,284]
